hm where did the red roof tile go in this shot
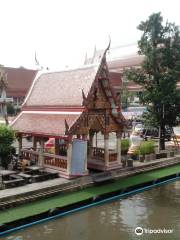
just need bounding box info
[11,112,80,136]
[5,67,37,97]
[23,66,98,108]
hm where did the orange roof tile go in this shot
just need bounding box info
[11,112,80,136]
[23,65,98,108]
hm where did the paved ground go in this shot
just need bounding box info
[0,178,70,200]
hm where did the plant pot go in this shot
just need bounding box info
[156,152,167,159]
[150,153,156,161]
[139,155,145,162]
[168,151,174,157]
[145,154,151,162]
[127,159,133,167]
[156,153,161,159]
[160,152,167,158]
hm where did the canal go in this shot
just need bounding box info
[2,181,180,240]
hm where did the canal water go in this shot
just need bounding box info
[2,181,180,240]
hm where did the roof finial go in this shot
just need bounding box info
[84,52,88,65]
[35,51,40,66]
[100,35,111,63]
[64,119,69,134]
[82,89,88,106]
[105,35,111,55]
[92,45,97,63]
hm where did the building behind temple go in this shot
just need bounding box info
[0,66,37,117]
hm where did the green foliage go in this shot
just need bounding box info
[121,139,130,155]
[0,125,16,169]
[7,102,15,115]
[130,148,140,160]
[16,107,21,114]
[138,140,155,155]
[125,12,180,149]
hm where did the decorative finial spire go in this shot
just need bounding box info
[64,119,69,134]
[84,52,88,65]
[92,45,97,63]
[82,89,88,106]
[104,35,111,56]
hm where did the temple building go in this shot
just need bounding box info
[11,47,127,178]
[4,67,37,108]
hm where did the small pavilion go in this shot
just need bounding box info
[11,47,127,178]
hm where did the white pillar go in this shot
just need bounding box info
[116,131,122,164]
[67,136,72,174]
[38,138,44,167]
[82,134,88,172]
[104,132,109,167]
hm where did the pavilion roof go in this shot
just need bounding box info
[23,65,99,109]
[11,111,80,137]
[11,46,127,136]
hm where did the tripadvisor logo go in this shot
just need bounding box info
[135,226,173,235]
[135,227,143,236]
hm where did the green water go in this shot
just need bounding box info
[1,181,180,240]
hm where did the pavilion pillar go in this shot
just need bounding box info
[18,134,22,158]
[82,134,88,171]
[55,138,60,155]
[89,131,94,158]
[104,132,109,167]
[67,136,72,174]
[116,131,122,164]
[77,134,81,139]
[32,136,37,150]
[38,138,45,167]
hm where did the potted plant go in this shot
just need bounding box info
[121,139,130,155]
[138,140,156,162]
[130,148,139,161]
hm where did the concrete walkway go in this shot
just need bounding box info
[0,155,180,204]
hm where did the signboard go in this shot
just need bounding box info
[71,139,87,176]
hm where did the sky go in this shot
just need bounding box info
[0,0,180,70]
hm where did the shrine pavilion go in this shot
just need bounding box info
[11,47,127,178]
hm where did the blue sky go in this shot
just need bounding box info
[0,0,180,70]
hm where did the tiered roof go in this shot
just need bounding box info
[11,50,125,137]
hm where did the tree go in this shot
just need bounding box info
[0,125,16,169]
[7,102,15,115]
[125,12,180,150]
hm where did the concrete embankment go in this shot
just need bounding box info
[0,156,180,236]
